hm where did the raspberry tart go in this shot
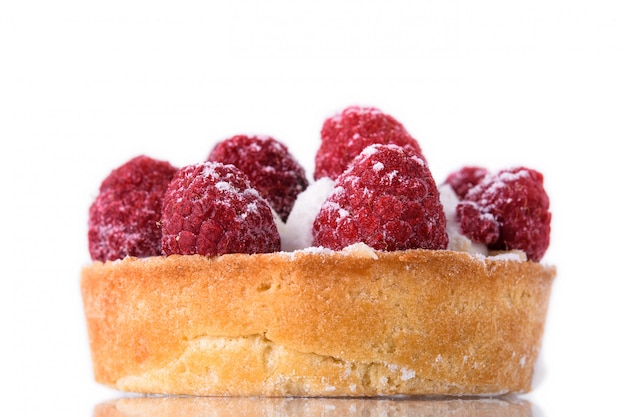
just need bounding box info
[81,107,555,397]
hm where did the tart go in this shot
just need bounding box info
[81,106,555,396]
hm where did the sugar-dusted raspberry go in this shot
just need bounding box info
[456,167,551,261]
[314,106,425,180]
[207,135,308,222]
[312,144,448,251]
[444,166,489,199]
[161,162,280,256]
[88,155,178,262]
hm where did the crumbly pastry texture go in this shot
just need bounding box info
[81,245,555,397]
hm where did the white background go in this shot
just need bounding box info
[1,1,625,416]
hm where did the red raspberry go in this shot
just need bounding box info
[207,135,308,222]
[88,155,178,262]
[312,144,448,251]
[161,162,281,256]
[456,167,551,261]
[314,106,425,180]
[444,166,489,199]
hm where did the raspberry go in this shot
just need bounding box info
[314,106,425,180]
[161,162,280,256]
[444,166,489,199]
[456,167,551,261]
[88,155,178,262]
[207,135,308,222]
[312,144,448,251]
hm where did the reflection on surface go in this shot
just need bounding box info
[95,396,534,417]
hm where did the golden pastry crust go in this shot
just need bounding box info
[81,246,555,396]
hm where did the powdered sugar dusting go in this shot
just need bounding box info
[331,105,383,122]
[469,168,530,208]
[215,181,234,192]
[401,367,416,381]
[361,144,381,157]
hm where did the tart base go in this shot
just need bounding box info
[81,247,555,396]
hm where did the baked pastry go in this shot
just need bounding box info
[93,396,534,417]
[82,244,554,396]
[82,106,555,397]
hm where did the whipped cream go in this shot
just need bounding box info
[279,177,335,252]
[438,184,489,255]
